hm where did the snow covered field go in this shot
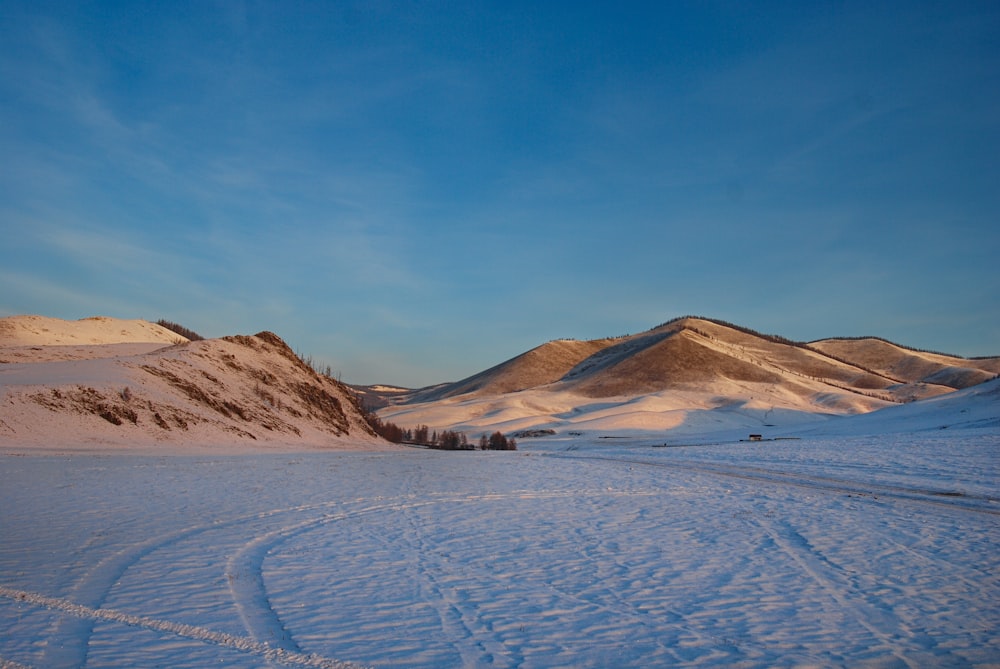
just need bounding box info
[2,429,998,668]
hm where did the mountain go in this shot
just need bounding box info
[374,317,999,436]
[6,314,995,448]
[0,316,389,452]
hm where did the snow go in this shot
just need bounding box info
[2,316,998,667]
[2,424,998,667]
[376,381,887,440]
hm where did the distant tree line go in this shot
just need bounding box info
[364,413,516,450]
[156,319,204,341]
[479,431,517,450]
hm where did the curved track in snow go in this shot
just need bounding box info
[2,443,997,668]
[547,451,1000,515]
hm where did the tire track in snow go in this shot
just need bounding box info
[558,450,999,665]
[367,489,725,666]
[396,504,492,668]
[225,499,439,660]
[243,488,664,667]
[0,585,368,669]
[745,515,923,669]
[506,521,809,665]
[873,531,1000,605]
[223,493,511,664]
[561,451,1000,600]
[12,487,700,668]
[227,526,308,659]
[225,489,610,667]
[232,493,493,666]
[548,453,1000,515]
[544,518,724,661]
[39,498,376,668]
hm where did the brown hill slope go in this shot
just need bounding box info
[371,316,999,435]
[561,327,784,397]
[554,317,920,403]
[406,317,908,402]
[410,338,614,402]
[399,317,995,407]
[0,318,387,451]
[809,337,1000,390]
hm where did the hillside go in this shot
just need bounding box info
[376,316,1000,436]
[799,376,1000,437]
[389,317,988,404]
[411,338,614,403]
[0,316,391,452]
[0,315,185,346]
[809,337,1000,390]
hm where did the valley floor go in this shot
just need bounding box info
[1,431,998,668]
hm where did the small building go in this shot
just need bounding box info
[748,434,762,442]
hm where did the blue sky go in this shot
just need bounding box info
[2,1,998,387]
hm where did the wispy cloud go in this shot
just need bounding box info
[3,2,998,383]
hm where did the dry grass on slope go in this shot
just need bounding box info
[555,319,896,401]
[167,331,377,440]
[416,317,914,402]
[1,329,382,450]
[810,338,1000,389]
[419,338,613,401]
[564,329,784,398]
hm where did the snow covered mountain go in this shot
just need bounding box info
[0,316,386,451]
[3,314,996,449]
[374,317,999,437]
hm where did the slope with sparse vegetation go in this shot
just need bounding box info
[0,316,388,450]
